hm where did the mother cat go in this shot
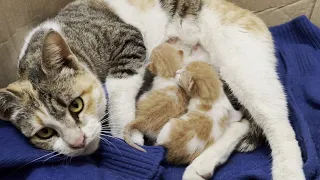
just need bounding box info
[0,0,304,180]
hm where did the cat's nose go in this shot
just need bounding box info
[70,132,86,149]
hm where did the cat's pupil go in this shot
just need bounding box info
[42,129,48,134]
[72,102,79,108]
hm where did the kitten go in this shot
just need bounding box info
[157,60,243,164]
[123,42,189,152]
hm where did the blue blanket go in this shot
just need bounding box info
[0,16,319,180]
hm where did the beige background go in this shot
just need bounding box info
[0,0,319,87]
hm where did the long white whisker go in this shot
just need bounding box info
[43,153,61,164]
[10,152,56,175]
[100,137,123,156]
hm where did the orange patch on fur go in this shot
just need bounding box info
[35,115,44,126]
[128,0,156,11]
[148,43,184,78]
[162,111,214,164]
[202,0,270,35]
[181,61,222,102]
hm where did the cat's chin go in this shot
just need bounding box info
[82,137,100,156]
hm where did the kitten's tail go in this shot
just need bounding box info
[123,122,146,152]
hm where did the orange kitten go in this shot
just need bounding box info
[123,42,189,152]
[156,60,243,164]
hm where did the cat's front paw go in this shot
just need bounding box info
[183,162,213,180]
[131,130,144,146]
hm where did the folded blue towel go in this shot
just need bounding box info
[0,16,319,180]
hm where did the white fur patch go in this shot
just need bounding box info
[106,70,144,138]
[152,77,177,90]
[187,136,206,154]
[157,120,173,145]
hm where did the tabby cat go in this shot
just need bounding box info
[0,0,304,179]
[0,0,146,157]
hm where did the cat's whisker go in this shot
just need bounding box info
[98,113,108,122]
[10,152,56,175]
[100,137,123,157]
[67,157,73,166]
[101,121,123,126]
[43,153,61,164]
[101,124,122,129]
[100,132,123,140]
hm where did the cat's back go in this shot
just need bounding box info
[55,0,121,31]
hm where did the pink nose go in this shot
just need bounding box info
[69,133,86,149]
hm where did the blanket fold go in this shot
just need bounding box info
[0,16,319,180]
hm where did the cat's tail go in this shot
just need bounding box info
[123,122,146,152]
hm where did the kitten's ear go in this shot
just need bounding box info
[0,88,20,121]
[147,62,156,74]
[178,50,184,57]
[42,30,78,74]
[188,77,195,92]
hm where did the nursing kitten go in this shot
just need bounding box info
[123,42,189,152]
[157,61,243,164]
[0,0,146,157]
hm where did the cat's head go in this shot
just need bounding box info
[175,61,222,100]
[0,30,106,157]
[147,43,184,78]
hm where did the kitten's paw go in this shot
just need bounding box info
[183,160,214,180]
[131,130,144,146]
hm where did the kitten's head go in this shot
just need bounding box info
[0,30,106,156]
[176,61,222,100]
[147,43,184,78]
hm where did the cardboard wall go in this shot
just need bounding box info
[0,0,319,87]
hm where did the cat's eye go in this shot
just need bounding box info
[36,128,55,139]
[69,97,84,113]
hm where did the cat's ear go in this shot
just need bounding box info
[41,30,78,74]
[0,88,21,121]
[147,62,156,74]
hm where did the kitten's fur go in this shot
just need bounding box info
[106,0,305,179]
[0,0,146,157]
[123,42,189,151]
[157,60,244,164]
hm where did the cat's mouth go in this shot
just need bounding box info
[52,122,101,157]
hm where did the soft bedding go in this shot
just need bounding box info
[0,16,319,180]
